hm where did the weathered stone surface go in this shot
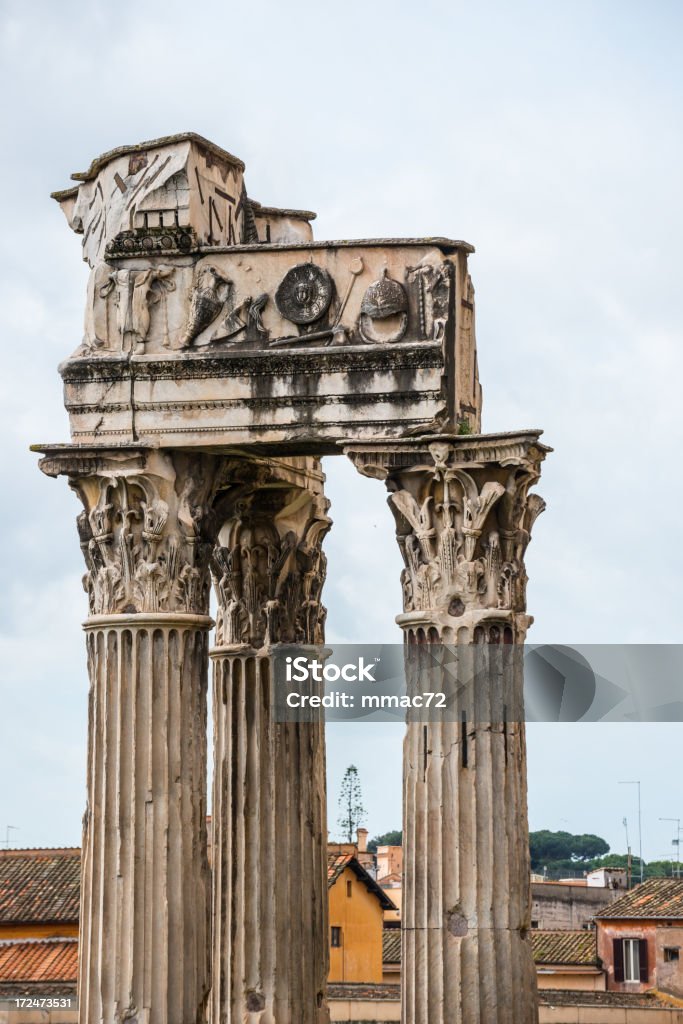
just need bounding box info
[52,134,480,451]
[38,446,331,1024]
[38,448,232,1024]
[59,241,479,451]
[40,132,548,1024]
[347,434,550,1024]
[210,461,330,1024]
[51,133,313,266]
[80,616,212,1024]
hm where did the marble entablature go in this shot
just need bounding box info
[52,134,482,452]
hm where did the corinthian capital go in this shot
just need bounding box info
[211,467,331,650]
[40,448,227,617]
[345,432,550,638]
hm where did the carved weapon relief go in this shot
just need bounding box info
[275,264,334,325]
[407,255,453,342]
[359,269,408,343]
[180,265,233,346]
[77,248,458,356]
[385,442,545,621]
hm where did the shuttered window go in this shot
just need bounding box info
[613,938,624,982]
[639,939,649,983]
[615,938,648,983]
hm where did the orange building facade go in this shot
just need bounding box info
[328,850,396,984]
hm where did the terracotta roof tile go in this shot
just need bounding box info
[531,930,598,966]
[327,853,397,911]
[380,928,599,968]
[327,982,400,1001]
[327,853,353,886]
[595,877,683,920]
[538,990,675,1008]
[0,850,80,924]
[0,940,78,982]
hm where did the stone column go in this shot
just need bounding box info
[346,432,550,1024]
[39,448,227,1024]
[209,458,331,1024]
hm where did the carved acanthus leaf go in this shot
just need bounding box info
[376,444,546,621]
[212,486,330,649]
[71,452,224,616]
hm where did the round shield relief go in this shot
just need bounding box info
[275,264,333,325]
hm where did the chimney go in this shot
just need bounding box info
[357,828,368,853]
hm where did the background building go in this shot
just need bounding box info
[595,878,683,998]
[328,846,396,984]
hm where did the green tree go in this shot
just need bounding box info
[367,830,402,853]
[529,830,611,871]
[529,830,574,869]
[589,853,640,870]
[644,860,680,879]
[337,765,366,842]
[573,834,610,861]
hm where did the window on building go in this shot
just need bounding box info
[614,937,648,983]
[331,927,342,948]
[531,921,539,929]
[623,939,640,982]
[664,947,680,963]
[346,880,353,898]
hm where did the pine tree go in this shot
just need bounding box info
[337,764,366,842]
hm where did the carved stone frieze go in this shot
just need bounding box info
[180,265,233,346]
[105,225,199,259]
[211,479,331,649]
[346,432,550,634]
[66,236,482,449]
[274,263,334,325]
[359,269,408,344]
[407,254,453,342]
[95,266,176,353]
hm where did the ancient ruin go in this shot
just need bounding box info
[37,133,550,1024]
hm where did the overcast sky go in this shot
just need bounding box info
[0,0,681,864]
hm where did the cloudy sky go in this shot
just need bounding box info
[0,0,681,863]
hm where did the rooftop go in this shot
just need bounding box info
[531,930,599,967]
[69,132,245,182]
[595,877,683,920]
[0,939,78,983]
[328,982,400,1001]
[538,989,681,1009]
[381,929,600,969]
[327,852,397,911]
[0,849,80,924]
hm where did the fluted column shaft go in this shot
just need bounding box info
[346,433,550,1024]
[40,448,228,1024]
[401,625,535,1023]
[81,615,212,1024]
[211,651,328,1024]
[209,462,331,1024]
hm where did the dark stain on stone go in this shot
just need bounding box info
[245,991,265,1012]
[446,907,468,937]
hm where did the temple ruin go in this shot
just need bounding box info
[36,133,550,1024]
